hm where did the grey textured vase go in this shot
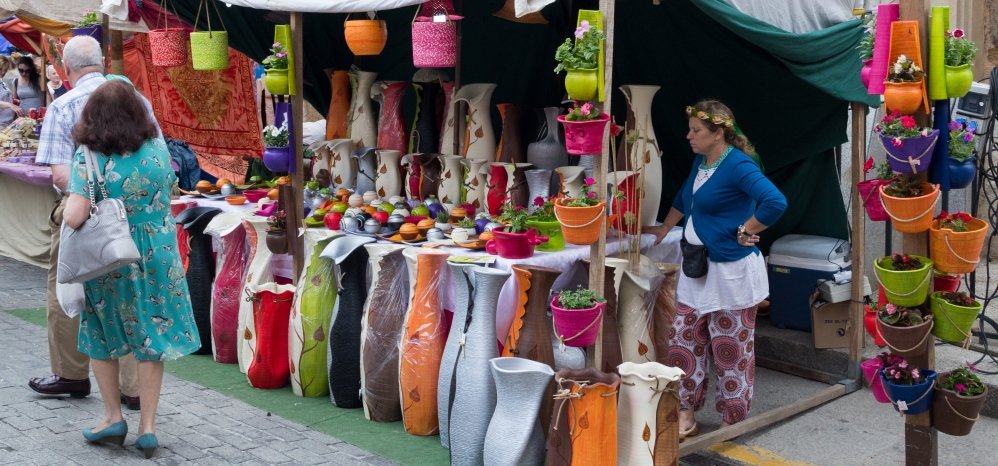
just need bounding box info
[353,147,378,195]
[578,155,595,181]
[437,262,475,449]
[525,169,552,212]
[527,107,569,171]
[484,357,554,466]
[447,266,509,465]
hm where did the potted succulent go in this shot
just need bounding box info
[525,196,565,252]
[929,291,981,346]
[883,54,925,115]
[557,101,610,155]
[861,351,900,403]
[873,112,938,175]
[262,121,291,173]
[553,20,604,100]
[550,286,606,347]
[857,13,875,87]
[434,210,452,233]
[943,28,978,98]
[266,210,289,254]
[876,300,934,358]
[878,175,940,233]
[451,217,477,243]
[262,41,290,95]
[486,202,547,259]
[930,210,989,274]
[72,11,103,44]
[857,158,893,222]
[553,176,606,245]
[880,355,936,415]
[946,119,978,189]
[933,364,988,436]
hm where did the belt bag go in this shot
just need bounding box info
[57,146,140,284]
[680,238,708,278]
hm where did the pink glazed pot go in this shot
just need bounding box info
[861,358,891,403]
[485,228,547,259]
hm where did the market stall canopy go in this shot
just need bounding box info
[0,17,43,54]
[209,0,425,14]
[0,0,148,33]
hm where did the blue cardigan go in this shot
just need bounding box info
[671,149,787,262]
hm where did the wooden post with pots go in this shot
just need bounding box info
[289,12,306,282]
[849,102,868,381]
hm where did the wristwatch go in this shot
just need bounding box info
[737,224,752,238]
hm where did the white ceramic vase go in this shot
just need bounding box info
[237,217,276,374]
[328,138,356,190]
[349,70,378,149]
[438,154,464,208]
[617,361,684,466]
[555,166,587,199]
[483,357,554,466]
[620,85,663,226]
[453,83,497,161]
[375,149,403,199]
[461,158,487,212]
[618,264,663,364]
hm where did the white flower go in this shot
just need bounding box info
[894,63,902,74]
[898,54,907,62]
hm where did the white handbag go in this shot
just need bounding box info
[56,146,140,284]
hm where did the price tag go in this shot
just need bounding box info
[433,13,447,23]
[896,400,908,412]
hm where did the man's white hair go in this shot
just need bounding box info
[62,36,103,73]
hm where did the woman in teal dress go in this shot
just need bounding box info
[63,79,199,458]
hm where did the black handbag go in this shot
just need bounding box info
[680,237,708,278]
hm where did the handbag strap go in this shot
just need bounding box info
[82,146,109,212]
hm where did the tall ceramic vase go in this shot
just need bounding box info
[245,283,296,389]
[484,357,555,466]
[438,263,475,448]
[620,85,664,226]
[182,208,222,355]
[360,244,409,422]
[349,70,378,148]
[528,107,570,171]
[453,83,497,161]
[374,81,408,153]
[496,103,527,164]
[652,263,679,365]
[310,141,332,181]
[325,70,350,140]
[461,158,487,212]
[399,249,450,435]
[447,266,509,465]
[204,212,247,364]
[375,149,403,199]
[401,153,423,200]
[619,264,664,364]
[556,166,587,199]
[510,162,534,208]
[353,147,378,195]
[486,162,514,215]
[608,171,641,234]
[547,368,621,466]
[237,217,277,374]
[289,231,339,397]
[328,139,357,190]
[418,154,442,201]
[438,154,464,208]
[439,81,458,154]
[412,81,441,154]
[526,169,552,210]
[321,236,376,408]
[617,361,684,466]
[586,258,629,374]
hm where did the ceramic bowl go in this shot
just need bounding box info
[426,228,445,241]
[225,195,246,205]
[243,189,268,203]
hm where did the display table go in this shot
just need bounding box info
[0,162,58,267]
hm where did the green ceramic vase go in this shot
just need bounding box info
[265,68,290,95]
[945,64,973,99]
[564,68,597,101]
[525,219,565,252]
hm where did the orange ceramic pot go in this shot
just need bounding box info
[879,182,939,233]
[547,368,620,466]
[344,19,387,56]
[554,200,606,245]
[883,80,923,115]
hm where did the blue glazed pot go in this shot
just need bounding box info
[881,370,936,415]
[947,156,976,190]
[263,146,291,173]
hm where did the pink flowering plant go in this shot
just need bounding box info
[498,201,530,233]
[948,118,978,162]
[266,210,287,233]
[874,111,933,149]
[262,41,289,70]
[944,29,978,67]
[564,101,603,122]
[939,364,985,397]
[878,302,926,327]
[530,196,556,221]
[553,20,604,73]
[565,177,602,207]
[881,354,927,386]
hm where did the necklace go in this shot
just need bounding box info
[700,145,733,170]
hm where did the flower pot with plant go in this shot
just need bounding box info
[551,287,606,347]
[876,300,934,358]
[857,14,875,87]
[874,253,934,306]
[930,210,989,274]
[72,11,103,43]
[263,41,290,95]
[862,352,902,403]
[943,28,978,98]
[857,158,893,222]
[883,55,925,115]
[525,196,565,252]
[879,176,939,233]
[451,217,477,243]
[434,211,453,233]
[929,291,982,346]
[946,119,978,189]
[557,101,609,155]
[554,20,604,100]
[863,301,888,347]
[262,121,291,173]
[880,356,936,415]
[553,177,605,245]
[485,203,547,259]
[933,365,988,436]
[266,210,289,254]
[873,111,938,174]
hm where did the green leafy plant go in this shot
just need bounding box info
[878,303,925,327]
[498,202,529,233]
[77,11,101,28]
[262,121,289,147]
[556,286,606,310]
[531,196,556,221]
[886,55,924,83]
[456,217,475,229]
[435,210,450,223]
[262,41,289,70]
[939,365,986,396]
[553,20,605,73]
[881,354,927,385]
[882,175,925,198]
[948,118,978,162]
[935,211,974,232]
[938,291,977,307]
[565,176,602,207]
[857,14,875,61]
[944,29,978,67]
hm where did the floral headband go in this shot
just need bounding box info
[685,106,734,128]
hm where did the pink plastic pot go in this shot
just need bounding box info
[861,358,891,403]
[933,272,961,293]
[857,179,888,222]
[485,228,547,259]
[551,297,605,347]
[558,113,609,155]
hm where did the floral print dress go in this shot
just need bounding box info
[68,138,201,361]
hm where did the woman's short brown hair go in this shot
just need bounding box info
[72,80,157,156]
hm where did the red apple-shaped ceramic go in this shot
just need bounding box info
[372,211,389,225]
[324,211,343,230]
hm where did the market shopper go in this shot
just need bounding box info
[46,65,68,101]
[650,99,786,438]
[62,78,199,458]
[0,77,22,126]
[12,56,44,111]
[30,36,145,412]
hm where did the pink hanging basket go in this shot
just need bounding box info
[558,113,610,155]
[149,28,189,67]
[411,0,462,68]
[857,179,888,222]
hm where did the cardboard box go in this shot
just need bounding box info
[810,294,854,349]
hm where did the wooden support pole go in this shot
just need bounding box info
[100,14,110,70]
[848,103,868,380]
[110,30,124,75]
[289,12,306,283]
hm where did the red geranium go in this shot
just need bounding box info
[900,115,916,129]
[935,211,975,232]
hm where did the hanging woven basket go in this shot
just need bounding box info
[411,0,461,68]
[149,28,188,67]
[190,0,229,70]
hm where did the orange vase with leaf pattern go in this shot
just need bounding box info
[547,368,620,466]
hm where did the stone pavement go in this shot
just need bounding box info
[0,255,393,465]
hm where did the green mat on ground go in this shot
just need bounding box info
[5,308,448,465]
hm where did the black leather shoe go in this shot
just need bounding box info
[28,375,91,398]
[121,394,141,411]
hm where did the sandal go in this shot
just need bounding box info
[679,422,700,441]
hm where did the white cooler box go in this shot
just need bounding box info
[766,235,850,331]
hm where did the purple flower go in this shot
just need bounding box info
[920,129,928,137]
[276,52,287,58]
[964,133,973,143]
[898,360,907,368]
[894,372,901,379]
[892,137,904,149]
[912,368,920,379]
[584,177,595,186]
[955,382,968,393]
[273,42,281,48]
[574,27,585,39]
[886,304,897,315]
[948,121,961,132]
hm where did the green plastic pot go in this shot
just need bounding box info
[873,255,933,306]
[929,291,981,345]
[564,68,597,101]
[945,64,973,99]
[265,69,290,95]
[525,219,565,252]
[190,30,229,71]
